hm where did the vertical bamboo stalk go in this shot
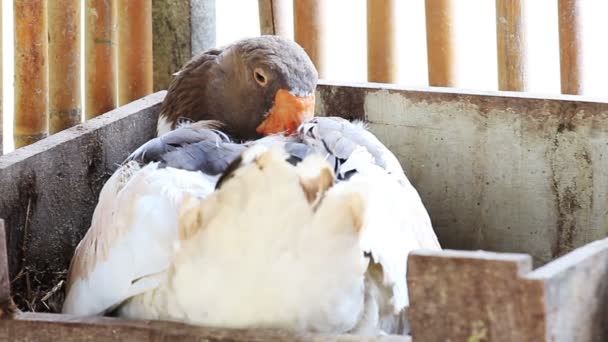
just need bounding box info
[558,0,583,95]
[85,0,117,120]
[367,0,397,83]
[14,0,49,148]
[294,0,326,77]
[424,0,456,87]
[49,0,82,133]
[117,0,153,106]
[496,0,527,91]
[258,0,291,37]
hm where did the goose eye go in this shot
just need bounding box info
[254,68,268,86]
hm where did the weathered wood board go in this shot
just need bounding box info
[407,236,608,341]
[316,80,608,266]
[0,92,164,311]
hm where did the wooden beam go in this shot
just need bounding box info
[558,0,583,95]
[258,0,291,37]
[424,0,456,87]
[152,0,192,91]
[407,250,547,341]
[14,0,49,148]
[85,0,117,119]
[49,0,82,134]
[496,0,527,91]
[0,312,410,341]
[117,0,153,105]
[294,0,326,77]
[367,0,397,83]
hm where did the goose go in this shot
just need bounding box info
[62,36,441,335]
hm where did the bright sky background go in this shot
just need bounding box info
[3,0,608,153]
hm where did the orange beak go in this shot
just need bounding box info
[256,89,315,136]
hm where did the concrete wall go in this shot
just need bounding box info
[316,81,608,266]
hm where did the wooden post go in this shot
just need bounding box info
[152,0,192,91]
[258,0,292,37]
[14,0,49,148]
[558,0,583,95]
[49,0,82,133]
[367,0,397,83]
[117,0,153,106]
[496,0,527,91]
[294,0,326,77]
[424,0,456,87]
[85,0,117,120]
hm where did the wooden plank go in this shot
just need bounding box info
[0,92,165,312]
[49,0,82,134]
[152,0,192,91]
[424,0,455,86]
[315,81,608,265]
[117,0,153,105]
[367,0,397,83]
[0,219,15,318]
[407,250,547,341]
[14,0,49,148]
[258,0,292,37]
[85,0,117,119]
[0,313,410,341]
[558,0,583,95]
[528,237,608,341]
[294,0,326,77]
[496,0,527,91]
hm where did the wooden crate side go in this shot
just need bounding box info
[0,92,165,312]
[0,312,410,342]
[407,250,546,341]
[316,81,608,266]
[528,237,608,342]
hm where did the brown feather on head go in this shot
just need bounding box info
[158,35,318,141]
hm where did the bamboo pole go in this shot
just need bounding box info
[49,0,82,133]
[14,0,49,148]
[424,0,456,87]
[558,0,583,95]
[258,0,291,37]
[85,0,117,120]
[367,0,397,83]
[496,0,527,91]
[294,0,326,77]
[117,0,153,106]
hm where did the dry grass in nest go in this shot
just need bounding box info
[12,267,67,313]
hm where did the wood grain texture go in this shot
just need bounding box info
[558,0,583,95]
[49,0,82,134]
[407,250,547,341]
[294,0,326,77]
[424,0,455,86]
[117,0,153,105]
[367,0,397,83]
[14,0,49,148]
[85,0,117,119]
[496,0,527,91]
[0,313,411,341]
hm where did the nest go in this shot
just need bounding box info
[12,266,67,313]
